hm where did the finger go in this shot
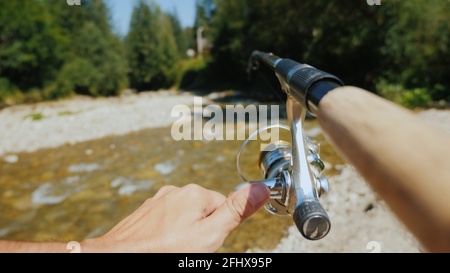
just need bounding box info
[152,185,178,200]
[206,183,270,235]
[177,184,226,220]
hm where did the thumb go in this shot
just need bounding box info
[208,183,270,234]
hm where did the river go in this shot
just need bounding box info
[0,92,345,252]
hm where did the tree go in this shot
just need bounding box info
[44,0,128,97]
[167,8,188,58]
[55,21,128,97]
[379,0,450,101]
[0,0,65,93]
[203,0,449,104]
[126,0,179,91]
[207,0,386,90]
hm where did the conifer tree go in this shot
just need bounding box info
[126,0,179,91]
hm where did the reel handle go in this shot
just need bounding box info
[293,199,331,240]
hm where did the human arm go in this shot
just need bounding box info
[317,86,450,253]
[0,182,270,253]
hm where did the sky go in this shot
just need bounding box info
[105,0,197,37]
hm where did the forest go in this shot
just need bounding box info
[0,0,449,109]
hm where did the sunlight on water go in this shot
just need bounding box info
[68,163,102,173]
[154,160,179,175]
[111,177,155,196]
[31,176,82,205]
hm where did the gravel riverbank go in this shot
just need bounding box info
[0,90,195,157]
[1,90,449,253]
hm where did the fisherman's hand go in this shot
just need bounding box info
[81,183,270,252]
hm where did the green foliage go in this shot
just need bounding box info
[376,80,432,109]
[1,0,448,107]
[0,78,21,105]
[206,0,385,90]
[167,9,189,58]
[176,57,209,90]
[401,89,432,109]
[0,0,65,92]
[44,0,112,36]
[48,0,128,97]
[55,57,99,97]
[54,20,128,97]
[200,0,449,104]
[126,0,180,91]
[0,78,15,96]
[380,0,450,101]
[0,0,127,103]
[24,113,45,121]
[193,0,215,42]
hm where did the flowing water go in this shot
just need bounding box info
[0,109,344,252]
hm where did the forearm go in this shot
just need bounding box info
[317,86,450,252]
[0,240,68,253]
[0,238,111,253]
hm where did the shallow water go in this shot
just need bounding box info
[0,115,344,252]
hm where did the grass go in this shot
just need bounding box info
[24,113,45,121]
[58,110,80,116]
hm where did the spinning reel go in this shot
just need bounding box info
[234,116,331,240]
[233,50,343,240]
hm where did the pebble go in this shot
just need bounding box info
[3,155,18,164]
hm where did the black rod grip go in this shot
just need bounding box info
[293,200,331,240]
[275,59,344,114]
